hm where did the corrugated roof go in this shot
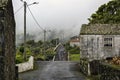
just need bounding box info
[80,24,120,35]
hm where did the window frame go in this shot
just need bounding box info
[103,37,113,48]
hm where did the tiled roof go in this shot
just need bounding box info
[80,24,120,35]
[70,38,80,42]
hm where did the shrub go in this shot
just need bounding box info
[16,52,24,64]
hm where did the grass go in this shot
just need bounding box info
[87,75,100,80]
[103,62,120,70]
[69,54,80,61]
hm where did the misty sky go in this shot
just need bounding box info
[13,0,110,36]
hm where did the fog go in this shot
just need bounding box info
[13,0,110,43]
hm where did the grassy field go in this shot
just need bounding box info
[69,54,80,61]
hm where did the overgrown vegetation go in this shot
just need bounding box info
[16,39,57,64]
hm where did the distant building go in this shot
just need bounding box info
[80,24,120,60]
[70,36,80,47]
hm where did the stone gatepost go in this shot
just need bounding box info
[88,62,91,76]
[0,0,16,80]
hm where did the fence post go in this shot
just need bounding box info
[15,66,18,80]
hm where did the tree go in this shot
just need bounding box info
[88,0,120,24]
[26,40,35,46]
[19,46,24,53]
[50,38,59,46]
[0,0,16,80]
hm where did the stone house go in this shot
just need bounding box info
[80,24,120,60]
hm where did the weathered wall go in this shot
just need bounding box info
[0,0,16,80]
[114,35,120,56]
[80,35,120,60]
[16,56,34,73]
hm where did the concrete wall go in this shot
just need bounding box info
[80,35,120,60]
[16,56,34,73]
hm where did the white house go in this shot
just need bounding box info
[70,36,80,47]
[80,24,120,60]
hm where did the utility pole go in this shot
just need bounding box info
[24,1,27,60]
[43,30,46,55]
[21,0,38,60]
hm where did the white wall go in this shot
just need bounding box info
[16,56,34,73]
[70,42,80,47]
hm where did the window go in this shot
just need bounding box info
[104,38,112,41]
[104,38,113,47]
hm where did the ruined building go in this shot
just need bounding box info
[80,24,120,60]
[0,0,16,80]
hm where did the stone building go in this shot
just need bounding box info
[80,24,120,60]
[0,0,16,80]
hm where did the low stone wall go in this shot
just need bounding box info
[16,56,34,73]
[99,63,120,80]
[80,59,120,80]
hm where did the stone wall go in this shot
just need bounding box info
[99,63,120,80]
[16,56,34,73]
[79,59,120,80]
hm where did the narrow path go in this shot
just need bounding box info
[54,43,68,61]
[19,61,86,80]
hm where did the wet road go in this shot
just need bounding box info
[19,61,86,80]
